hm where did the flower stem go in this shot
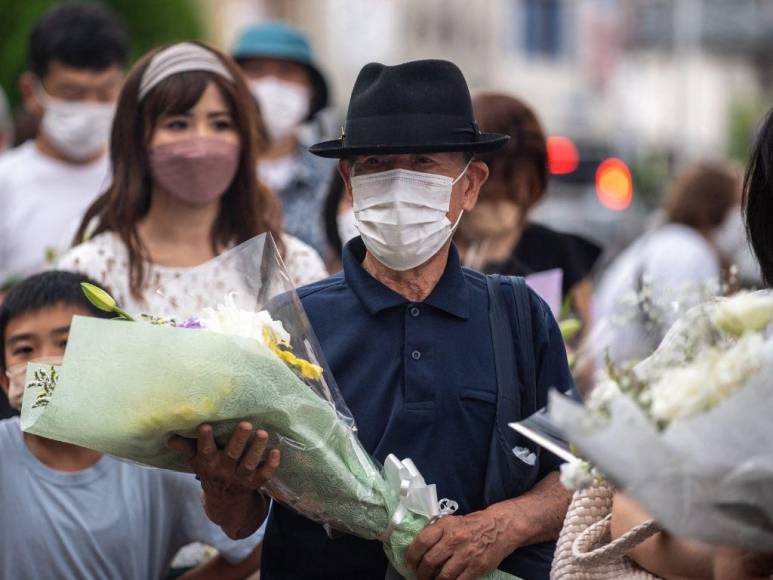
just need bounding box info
[114,307,135,322]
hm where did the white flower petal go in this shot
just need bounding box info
[559,459,595,490]
[198,295,290,351]
[712,292,773,337]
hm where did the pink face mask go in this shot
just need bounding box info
[149,137,240,204]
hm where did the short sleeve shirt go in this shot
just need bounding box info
[487,222,602,298]
[594,223,721,364]
[0,418,263,580]
[0,141,110,285]
[262,237,573,579]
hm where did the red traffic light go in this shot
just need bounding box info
[547,136,579,175]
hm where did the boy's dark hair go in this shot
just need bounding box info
[0,271,111,372]
[28,2,129,79]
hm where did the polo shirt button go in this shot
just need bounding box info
[410,306,421,318]
[411,350,422,361]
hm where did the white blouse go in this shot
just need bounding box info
[57,231,328,317]
[594,223,720,365]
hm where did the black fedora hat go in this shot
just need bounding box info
[310,59,509,158]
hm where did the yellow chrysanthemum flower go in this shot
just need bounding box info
[262,328,324,381]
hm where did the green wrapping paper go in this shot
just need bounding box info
[21,316,516,579]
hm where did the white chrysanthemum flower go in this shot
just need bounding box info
[650,334,763,423]
[586,378,621,413]
[559,459,595,490]
[650,364,709,423]
[199,293,291,347]
[712,292,773,337]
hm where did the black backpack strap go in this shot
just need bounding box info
[486,274,520,417]
[484,274,541,506]
[486,274,555,579]
[486,274,537,416]
[508,276,537,415]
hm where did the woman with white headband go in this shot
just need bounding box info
[59,42,328,314]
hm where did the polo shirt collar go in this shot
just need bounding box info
[342,237,471,319]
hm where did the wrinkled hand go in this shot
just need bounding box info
[168,422,280,496]
[406,511,514,580]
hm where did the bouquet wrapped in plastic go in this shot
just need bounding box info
[21,234,516,580]
[548,292,773,551]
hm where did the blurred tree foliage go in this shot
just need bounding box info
[0,0,203,108]
[630,149,673,209]
[727,99,767,165]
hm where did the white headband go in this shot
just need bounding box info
[139,42,234,101]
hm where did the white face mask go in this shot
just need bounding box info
[351,160,471,271]
[40,91,115,160]
[5,356,64,411]
[249,77,310,142]
[336,208,360,246]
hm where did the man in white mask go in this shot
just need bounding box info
[0,3,126,287]
[192,59,576,580]
[232,21,335,257]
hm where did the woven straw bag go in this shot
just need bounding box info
[551,481,662,579]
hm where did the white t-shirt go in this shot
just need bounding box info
[0,417,262,580]
[594,223,721,365]
[0,141,109,284]
[57,231,328,316]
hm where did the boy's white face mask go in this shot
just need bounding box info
[350,160,471,271]
[38,87,115,161]
[5,356,64,411]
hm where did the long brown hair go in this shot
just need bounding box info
[74,42,283,300]
[472,92,548,213]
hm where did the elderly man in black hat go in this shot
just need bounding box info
[180,59,574,580]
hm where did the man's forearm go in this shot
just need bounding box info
[483,471,571,552]
[202,488,269,540]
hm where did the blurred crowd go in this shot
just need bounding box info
[0,2,769,579]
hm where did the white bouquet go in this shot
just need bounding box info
[549,291,773,550]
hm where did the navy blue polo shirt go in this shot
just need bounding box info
[262,237,573,580]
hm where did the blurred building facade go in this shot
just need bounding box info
[202,0,773,164]
[198,0,773,254]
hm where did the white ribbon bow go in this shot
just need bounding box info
[380,454,459,541]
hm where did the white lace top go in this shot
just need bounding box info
[57,231,328,316]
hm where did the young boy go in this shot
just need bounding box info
[0,271,262,579]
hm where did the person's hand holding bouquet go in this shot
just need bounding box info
[169,422,280,539]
